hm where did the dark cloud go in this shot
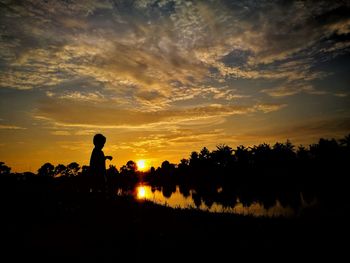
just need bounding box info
[1,0,349,95]
[221,49,252,68]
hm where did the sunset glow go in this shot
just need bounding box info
[136,160,147,171]
[0,1,349,172]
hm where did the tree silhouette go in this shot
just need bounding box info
[251,143,272,165]
[161,160,176,171]
[38,162,55,177]
[310,138,339,163]
[107,165,119,177]
[339,134,350,148]
[178,158,189,168]
[161,160,176,180]
[126,160,137,172]
[234,145,250,166]
[120,160,138,184]
[0,162,11,175]
[296,145,309,161]
[54,164,67,177]
[189,151,199,167]
[272,140,295,162]
[81,165,90,176]
[199,147,210,161]
[66,162,80,177]
[211,144,233,168]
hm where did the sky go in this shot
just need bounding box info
[0,0,349,172]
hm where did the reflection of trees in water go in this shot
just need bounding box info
[217,186,238,208]
[145,175,313,213]
[151,185,161,193]
[203,196,214,209]
[153,179,303,213]
[162,184,176,199]
[179,184,190,198]
[192,192,202,208]
[143,182,305,215]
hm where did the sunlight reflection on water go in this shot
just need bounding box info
[118,185,301,217]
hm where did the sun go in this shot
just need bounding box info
[136,159,146,170]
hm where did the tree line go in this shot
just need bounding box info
[1,134,349,180]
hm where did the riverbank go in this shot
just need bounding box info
[1,186,347,262]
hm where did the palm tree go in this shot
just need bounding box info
[310,138,339,161]
[211,144,233,168]
[272,140,296,162]
[199,147,211,161]
[251,143,272,165]
[296,145,309,161]
[234,145,250,166]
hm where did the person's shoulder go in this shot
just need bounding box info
[91,148,102,156]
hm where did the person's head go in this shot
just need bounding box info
[93,134,106,149]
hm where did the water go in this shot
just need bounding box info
[116,184,315,217]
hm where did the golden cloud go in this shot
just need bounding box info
[35,99,286,128]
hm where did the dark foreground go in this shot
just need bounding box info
[1,182,348,262]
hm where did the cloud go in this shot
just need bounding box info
[0,124,26,130]
[128,129,226,149]
[50,128,97,136]
[1,0,349,133]
[107,128,229,160]
[47,91,106,102]
[261,83,327,97]
[51,130,71,136]
[334,93,348,98]
[322,12,350,36]
[34,98,286,128]
[58,141,90,151]
[1,0,348,108]
[245,116,350,145]
[0,47,75,89]
[253,103,287,113]
[321,41,350,53]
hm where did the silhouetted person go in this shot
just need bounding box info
[89,134,112,194]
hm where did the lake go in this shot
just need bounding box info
[117,184,316,217]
